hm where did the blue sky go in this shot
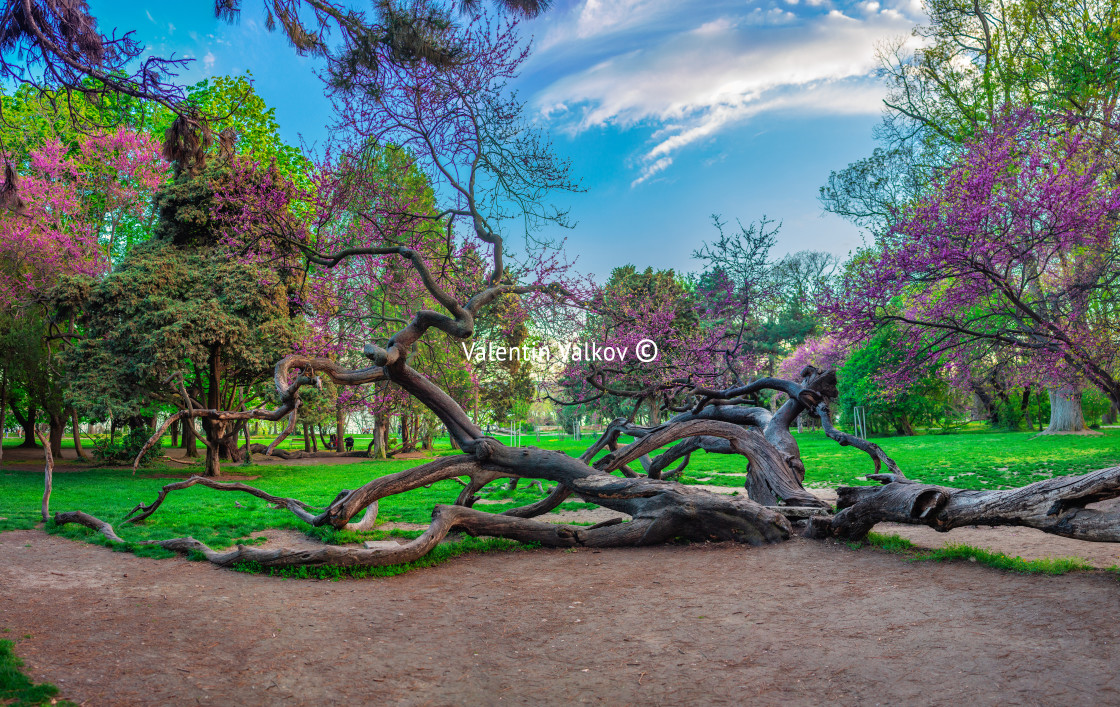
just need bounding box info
[90,0,925,279]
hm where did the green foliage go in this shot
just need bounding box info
[183,74,311,188]
[91,426,161,466]
[474,295,539,425]
[60,216,307,422]
[837,328,951,435]
[0,639,73,706]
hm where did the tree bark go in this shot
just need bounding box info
[369,414,388,459]
[1045,387,1088,433]
[202,419,223,476]
[69,407,90,460]
[243,419,253,463]
[170,418,180,448]
[11,401,38,448]
[335,409,346,452]
[1020,386,1033,431]
[971,385,998,425]
[182,418,199,457]
[894,414,915,436]
[48,410,64,458]
[827,467,1120,542]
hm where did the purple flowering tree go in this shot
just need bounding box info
[829,110,1120,433]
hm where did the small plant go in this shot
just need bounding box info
[92,427,161,466]
[867,532,916,553]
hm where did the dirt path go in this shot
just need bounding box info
[1,530,1118,706]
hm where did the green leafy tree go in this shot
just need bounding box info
[61,155,308,476]
[837,329,952,436]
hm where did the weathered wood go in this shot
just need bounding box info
[595,419,829,508]
[54,511,126,543]
[830,467,1120,542]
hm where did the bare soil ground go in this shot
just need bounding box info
[2,529,1119,706]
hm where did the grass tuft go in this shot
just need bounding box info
[851,533,1093,575]
[917,543,1094,574]
[0,638,76,706]
[866,532,917,553]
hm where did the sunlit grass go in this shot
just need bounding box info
[2,428,1119,572]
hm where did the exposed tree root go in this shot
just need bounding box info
[244,443,370,460]
[124,476,323,524]
[53,511,126,543]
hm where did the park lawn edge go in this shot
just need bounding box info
[853,532,1103,576]
[0,637,77,707]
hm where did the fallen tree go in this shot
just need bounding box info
[41,9,1120,568]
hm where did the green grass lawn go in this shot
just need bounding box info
[2,428,1119,554]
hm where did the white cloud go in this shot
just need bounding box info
[535,0,676,50]
[631,156,673,187]
[203,51,216,70]
[535,1,920,186]
[145,10,155,23]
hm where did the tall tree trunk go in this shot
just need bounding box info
[1104,401,1118,426]
[971,386,998,425]
[302,423,312,452]
[368,414,388,459]
[335,409,346,452]
[894,414,915,437]
[69,407,90,460]
[318,424,330,448]
[170,419,180,448]
[47,410,64,457]
[182,419,199,457]
[218,424,243,462]
[203,420,223,477]
[11,401,38,448]
[401,415,412,451]
[243,420,253,463]
[1045,387,1088,433]
[1020,387,1033,431]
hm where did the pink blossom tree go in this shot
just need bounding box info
[828,110,1120,433]
[0,127,165,455]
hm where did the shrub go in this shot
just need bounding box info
[92,427,160,466]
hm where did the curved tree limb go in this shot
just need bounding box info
[124,476,322,525]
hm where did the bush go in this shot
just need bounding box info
[92,427,161,466]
